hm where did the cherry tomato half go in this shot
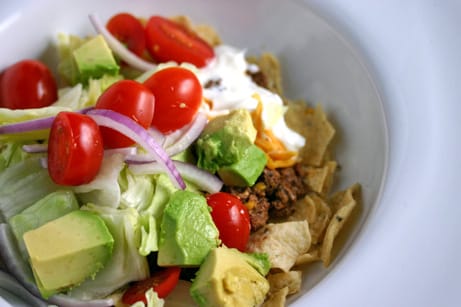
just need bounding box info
[206,192,251,252]
[95,79,155,148]
[145,16,215,67]
[48,112,103,186]
[0,59,57,110]
[143,67,202,133]
[122,267,181,304]
[106,13,146,57]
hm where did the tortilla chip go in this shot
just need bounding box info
[247,53,284,95]
[267,271,302,296]
[295,247,321,266]
[302,161,337,196]
[289,194,332,245]
[320,183,361,266]
[285,103,335,167]
[262,287,289,307]
[247,221,311,272]
[170,15,222,46]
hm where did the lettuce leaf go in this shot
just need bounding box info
[0,142,31,172]
[0,157,58,222]
[130,288,164,307]
[73,153,125,208]
[68,204,149,300]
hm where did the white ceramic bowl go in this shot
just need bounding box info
[1,0,460,306]
[0,0,388,305]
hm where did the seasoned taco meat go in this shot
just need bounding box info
[224,164,310,231]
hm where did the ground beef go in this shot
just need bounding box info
[224,164,310,231]
[246,69,269,89]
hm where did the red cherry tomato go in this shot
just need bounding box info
[106,13,146,57]
[122,267,181,304]
[0,59,57,110]
[143,67,202,133]
[145,16,215,67]
[95,79,155,148]
[206,192,251,252]
[48,112,103,186]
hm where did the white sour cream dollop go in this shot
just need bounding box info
[197,45,305,152]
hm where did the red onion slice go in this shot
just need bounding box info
[0,108,93,135]
[87,109,186,190]
[88,13,156,72]
[0,117,54,134]
[165,112,208,157]
[22,144,48,153]
[128,160,223,194]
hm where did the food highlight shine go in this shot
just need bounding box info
[0,12,361,307]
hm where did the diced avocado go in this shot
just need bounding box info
[73,35,119,84]
[8,190,79,259]
[23,210,114,298]
[239,251,271,276]
[158,190,220,266]
[217,144,267,187]
[195,109,257,173]
[190,247,270,307]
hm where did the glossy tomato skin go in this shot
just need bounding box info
[145,16,215,67]
[95,79,155,148]
[106,13,146,57]
[0,59,57,110]
[144,67,202,133]
[206,192,251,252]
[48,112,103,186]
[122,267,181,304]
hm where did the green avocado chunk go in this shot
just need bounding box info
[190,247,270,307]
[73,35,119,84]
[217,144,267,187]
[157,190,220,266]
[195,109,257,173]
[23,210,114,298]
[8,190,79,260]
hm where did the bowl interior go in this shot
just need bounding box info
[0,0,388,304]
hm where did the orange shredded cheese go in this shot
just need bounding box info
[251,97,298,169]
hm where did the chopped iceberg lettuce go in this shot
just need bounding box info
[130,288,165,307]
[68,204,149,300]
[0,157,58,222]
[0,142,31,172]
[119,168,155,212]
[73,153,125,208]
[57,33,87,86]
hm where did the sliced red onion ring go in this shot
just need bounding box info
[0,116,55,134]
[165,112,208,156]
[22,143,48,153]
[128,160,223,193]
[0,108,93,135]
[87,109,186,190]
[124,153,155,164]
[148,126,166,146]
[88,13,156,72]
[103,146,137,157]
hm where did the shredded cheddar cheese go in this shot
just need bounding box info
[251,99,298,169]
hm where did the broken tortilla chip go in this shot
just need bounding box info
[320,183,361,266]
[289,194,332,245]
[267,271,302,296]
[247,221,311,272]
[170,15,222,46]
[262,287,290,307]
[301,161,337,196]
[295,247,321,266]
[285,103,335,167]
